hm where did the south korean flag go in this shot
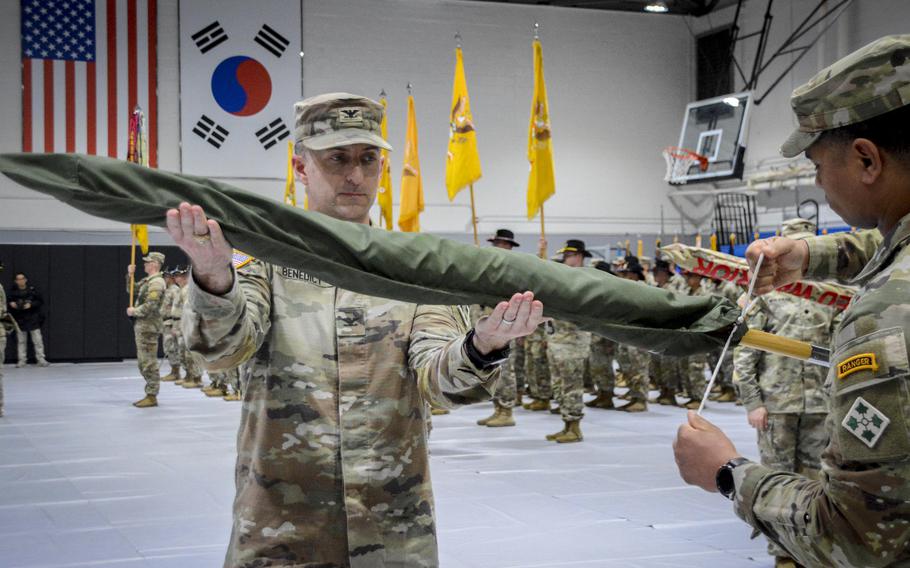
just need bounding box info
[179,0,300,178]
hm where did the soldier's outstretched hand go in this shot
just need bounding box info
[165,202,234,295]
[746,237,810,295]
[472,291,546,355]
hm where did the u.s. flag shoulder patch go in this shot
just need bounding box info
[232,249,254,270]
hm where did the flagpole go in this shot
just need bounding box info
[469,184,479,246]
[129,231,137,308]
[539,204,547,259]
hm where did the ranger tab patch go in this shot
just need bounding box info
[837,353,879,379]
[232,249,254,270]
[842,396,890,448]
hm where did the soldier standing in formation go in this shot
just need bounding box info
[585,261,618,410]
[477,229,524,428]
[170,266,203,389]
[126,251,166,408]
[159,268,182,382]
[522,237,553,412]
[678,271,710,409]
[545,240,592,443]
[674,35,910,566]
[650,259,681,406]
[613,257,650,412]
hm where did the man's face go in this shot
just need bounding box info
[492,240,514,251]
[175,274,188,287]
[686,273,702,290]
[654,270,670,286]
[562,251,584,268]
[14,274,27,289]
[143,261,158,274]
[806,139,875,229]
[295,144,382,224]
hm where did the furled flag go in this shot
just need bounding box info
[127,107,149,254]
[526,39,555,220]
[444,47,482,201]
[398,95,424,233]
[284,140,296,206]
[20,0,159,164]
[179,0,300,178]
[377,94,394,230]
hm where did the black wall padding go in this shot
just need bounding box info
[1,245,187,364]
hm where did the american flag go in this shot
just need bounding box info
[20,0,158,166]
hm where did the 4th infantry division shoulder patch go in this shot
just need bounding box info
[842,396,890,448]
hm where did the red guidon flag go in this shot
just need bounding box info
[660,243,855,311]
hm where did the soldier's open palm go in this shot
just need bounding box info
[165,202,234,294]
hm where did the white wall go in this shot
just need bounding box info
[5,0,903,244]
[677,0,910,233]
[0,0,694,244]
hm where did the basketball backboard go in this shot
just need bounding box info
[669,91,752,185]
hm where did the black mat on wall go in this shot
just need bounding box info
[1,245,188,364]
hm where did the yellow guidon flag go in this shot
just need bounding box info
[131,224,149,255]
[398,94,424,233]
[377,95,394,230]
[445,47,482,200]
[284,140,297,207]
[526,38,555,220]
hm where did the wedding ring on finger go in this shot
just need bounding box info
[501,317,517,325]
[193,233,212,245]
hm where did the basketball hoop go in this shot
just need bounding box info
[663,146,709,183]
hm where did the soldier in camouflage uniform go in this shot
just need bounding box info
[168,92,545,567]
[706,278,741,403]
[476,229,524,428]
[650,259,681,406]
[586,261,618,410]
[545,240,592,443]
[522,324,552,410]
[126,251,166,408]
[677,271,710,409]
[734,218,841,567]
[171,266,203,389]
[159,268,182,382]
[674,35,910,567]
[613,257,650,412]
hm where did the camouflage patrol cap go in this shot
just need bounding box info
[781,218,817,240]
[781,35,910,158]
[294,92,393,152]
[142,251,165,265]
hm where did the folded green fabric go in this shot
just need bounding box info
[0,153,742,355]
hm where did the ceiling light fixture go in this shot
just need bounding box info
[644,2,669,13]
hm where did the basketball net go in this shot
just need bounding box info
[663,147,708,183]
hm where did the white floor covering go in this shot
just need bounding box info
[0,362,773,567]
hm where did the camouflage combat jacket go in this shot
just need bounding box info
[732,224,910,566]
[128,273,165,333]
[183,259,500,568]
[160,283,181,326]
[734,291,839,414]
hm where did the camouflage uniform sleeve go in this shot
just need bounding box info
[804,230,883,284]
[132,278,165,319]
[733,308,767,412]
[182,260,272,371]
[408,304,501,410]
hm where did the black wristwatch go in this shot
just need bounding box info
[716,457,751,500]
[464,329,511,370]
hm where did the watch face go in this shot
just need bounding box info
[716,465,736,499]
